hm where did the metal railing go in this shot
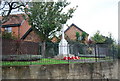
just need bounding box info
[38,42,117,62]
[2,40,118,65]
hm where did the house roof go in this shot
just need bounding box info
[21,23,89,40]
[21,28,33,39]
[1,14,25,28]
[65,23,89,35]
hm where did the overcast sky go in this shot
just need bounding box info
[1,0,119,41]
[64,0,119,41]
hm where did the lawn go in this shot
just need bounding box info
[1,57,110,66]
[1,58,71,66]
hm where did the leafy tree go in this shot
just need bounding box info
[92,31,115,44]
[104,33,114,44]
[91,31,106,44]
[91,31,115,45]
[25,1,77,57]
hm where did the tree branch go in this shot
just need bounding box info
[0,1,7,10]
[12,4,25,9]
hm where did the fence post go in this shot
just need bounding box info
[98,44,100,61]
[39,42,42,55]
[112,45,114,61]
[94,44,97,62]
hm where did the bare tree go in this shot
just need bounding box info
[0,0,29,24]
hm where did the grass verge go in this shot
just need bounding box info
[1,57,111,66]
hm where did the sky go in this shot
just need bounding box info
[0,0,119,41]
[64,0,119,42]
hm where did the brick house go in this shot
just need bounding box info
[21,23,89,43]
[1,14,88,43]
[21,28,41,42]
[51,24,89,43]
[1,14,31,39]
[64,23,89,43]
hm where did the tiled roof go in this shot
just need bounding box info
[2,14,25,26]
[65,23,89,35]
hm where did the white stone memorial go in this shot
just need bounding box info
[54,24,74,59]
[59,24,69,55]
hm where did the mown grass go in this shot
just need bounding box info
[1,57,110,66]
[1,58,70,66]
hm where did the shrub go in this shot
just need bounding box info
[2,32,16,40]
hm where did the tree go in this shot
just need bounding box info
[0,0,29,24]
[91,31,115,45]
[104,33,114,44]
[91,31,106,44]
[25,1,77,57]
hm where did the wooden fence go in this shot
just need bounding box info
[2,39,39,55]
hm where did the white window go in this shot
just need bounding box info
[5,27,12,33]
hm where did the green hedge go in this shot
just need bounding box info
[2,55,42,61]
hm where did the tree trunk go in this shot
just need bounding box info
[41,41,46,57]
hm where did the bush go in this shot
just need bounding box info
[2,55,42,61]
[2,32,16,40]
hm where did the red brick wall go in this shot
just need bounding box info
[20,20,31,38]
[1,28,5,32]
[24,31,41,43]
[12,26,19,38]
[65,25,88,43]
[65,26,83,40]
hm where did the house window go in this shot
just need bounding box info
[5,27,12,33]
